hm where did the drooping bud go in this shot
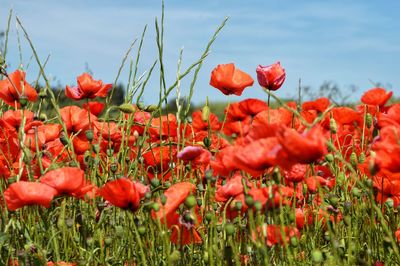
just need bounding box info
[118,103,136,114]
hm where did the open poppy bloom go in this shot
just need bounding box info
[0,69,38,107]
[40,167,85,196]
[256,62,286,91]
[361,87,392,107]
[65,72,112,100]
[210,63,254,96]
[4,181,58,211]
[99,178,142,212]
[276,125,327,165]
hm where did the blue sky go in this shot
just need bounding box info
[1,0,400,104]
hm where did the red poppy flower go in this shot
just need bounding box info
[262,224,300,247]
[40,167,85,196]
[99,178,142,212]
[177,146,211,167]
[305,175,335,194]
[154,182,195,221]
[4,181,58,211]
[65,73,112,100]
[225,98,268,121]
[142,145,177,180]
[234,137,280,176]
[302,97,330,113]
[2,110,34,130]
[215,174,251,202]
[0,69,38,107]
[60,106,96,134]
[276,126,327,165]
[256,62,286,91]
[373,126,400,173]
[283,164,307,183]
[153,182,201,245]
[361,87,392,106]
[191,110,221,132]
[377,104,400,128]
[210,63,254,96]
[83,101,105,116]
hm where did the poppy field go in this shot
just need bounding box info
[1,9,400,266]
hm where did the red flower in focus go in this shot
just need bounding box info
[99,178,143,212]
[40,167,85,196]
[4,181,58,211]
[65,73,112,100]
[361,87,392,107]
[256,62,286,91]
[0,70,38,106]
[210,63,254,96]
[277,126,327,165]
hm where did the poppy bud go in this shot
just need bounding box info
[169,250,180,262]
[202,105,210,122]
[85,129,94,142]
[39,113,47,121]
[254,201,262,211]
[359,152,366,164]
[184,195,197,209]
[203,136,211,148]
[366,113,373,129]
[92,144,100,154]
[137,101,145,110]
[0,53,4,66]
[144,104,158,112]
[256,62,286,91]
[151,178,160,188]
[118,103,136,114]
[325,154,334,162]
[225,223,235,236]
[350,152,358,167]
[110,163,118,173]
[19,95,28,108]
[235,201,243,211]
[311,249,323,263]
[39,89,47,99]
[104,237,112,246]
[152,202,160,212]
[60,133,69,146]
[290,237,299,247]
[385,199,394,209]
[106,148,114,157]
[245,195,254,207]
[205,212,213,222]
[160,194,167,205]
[329,118,337,133]
[138,225,146,235]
